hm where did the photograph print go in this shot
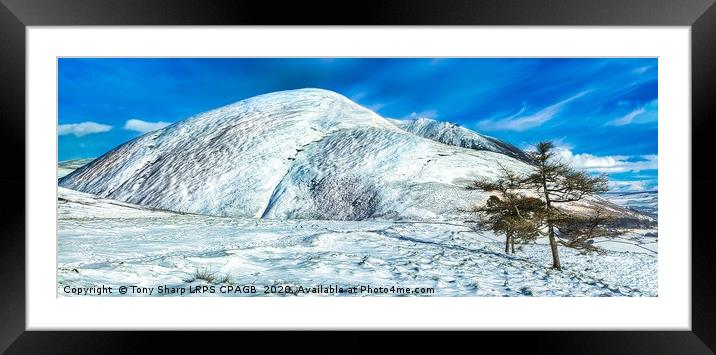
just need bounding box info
[57,58,658,297]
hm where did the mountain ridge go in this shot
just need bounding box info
[60,88,534,220]
[389,117,531,162]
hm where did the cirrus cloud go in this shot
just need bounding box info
[406,110,438,119]
[606,99,658,126]
[475,91,589,132]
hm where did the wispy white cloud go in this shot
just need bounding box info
[633,66,652,75]
[476,91,589,132]
[608,107,646,126]
[606,100,657,126]
[350,91,368,101]
[58,121,112,137]
[553,146,657,173]
[124,119,171,134]
[366,103,386,112]
[406,110,438,119]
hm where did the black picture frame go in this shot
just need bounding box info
[1,0,714,353]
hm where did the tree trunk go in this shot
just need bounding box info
[547,223,561,270]
[541,172,561,270]
[511,235,515,254]
[505,231,511,253]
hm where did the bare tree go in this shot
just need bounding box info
[523,141,609,269]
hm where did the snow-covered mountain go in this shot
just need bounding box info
[389,117,530,162]
[59,88,648,223]
[60,89,534,220]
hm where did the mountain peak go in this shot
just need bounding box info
[60,89,533,220]
[231,88,355,108]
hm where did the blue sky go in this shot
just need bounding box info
[58,58,657,192]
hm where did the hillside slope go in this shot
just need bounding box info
[60,89,532,220]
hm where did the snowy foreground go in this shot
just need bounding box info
[58,187,657,297]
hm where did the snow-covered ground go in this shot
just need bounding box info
[57,188,657,297]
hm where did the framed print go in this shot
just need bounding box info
[1,0,715,353]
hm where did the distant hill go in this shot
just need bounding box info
[602,191,658,218]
